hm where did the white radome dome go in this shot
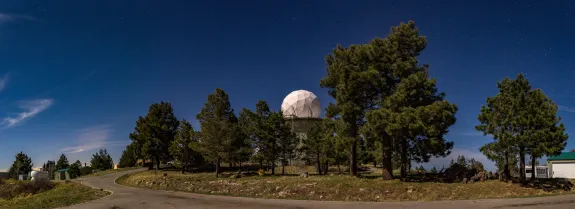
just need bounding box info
[281,90,321,118]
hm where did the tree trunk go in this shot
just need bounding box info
[531,154,536,180]
[271,162,275,175]
[238,161,242,174]
[400,138,408,180]
[316,151,321,175]
[155,155,160,170]
[381,143,394,180]
[216,158,221,178]
[259,160,263,169]
[229,162,232,169]
[373,160,377,168]
[350,140,358,176]
[337,161,341,173]
[519,146,526,184]
[324,160,329,175]
[182,165,185,174]
[282,164,285,175]
[503,151,510,182]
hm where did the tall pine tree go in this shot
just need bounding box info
[362,21,457,179]
[129,102,179,170]
[194,88,237,177]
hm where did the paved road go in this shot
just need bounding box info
[63,168,575,209]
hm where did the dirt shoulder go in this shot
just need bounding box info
[116,170,574,202]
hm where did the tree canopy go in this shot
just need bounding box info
[477,73,568,182]
[91,149,114,171]
[8,152,33,179]
[129,102,179,170]
[194,88,239,177]
[56,153,70,170]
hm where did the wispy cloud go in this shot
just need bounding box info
[0,13,34,24]
[1,99,53,128]
[558,105,575,113]
[0,73,8,92]
[60,125,128,154]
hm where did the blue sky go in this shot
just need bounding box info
[0,0,573,171]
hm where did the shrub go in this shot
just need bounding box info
[0,179,54,200]
[80,167,94,176]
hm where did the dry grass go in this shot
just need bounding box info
[116,169,574,202]
[0,181,109,209]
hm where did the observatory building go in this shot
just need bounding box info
[281,90,322,134]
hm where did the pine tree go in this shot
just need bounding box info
[303,121,328,175]
[269,111,297,175]
[358,21,456,180]
[477,74,523,181]
[119,143,138,168]
[56,154,70,170]
[169,119,202,173]
[477,73,568,183]
[8,152,33,179]
[91,149,114,170]
[69,160,82,178]
[430,166,438,173]
[129,117,147,167]
[522,88,567,179]
[194,88,237,178]
[43,160,56,179]
[456,155,468,168]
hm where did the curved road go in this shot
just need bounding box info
[63,168,575,209]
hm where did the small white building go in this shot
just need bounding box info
[525,165,549,178]
[547,152,575,179]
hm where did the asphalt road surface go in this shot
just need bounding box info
[62,168,575,209]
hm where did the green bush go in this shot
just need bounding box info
[79,167,94,176]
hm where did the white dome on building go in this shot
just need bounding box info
[281,90,321,118]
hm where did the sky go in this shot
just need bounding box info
[0,0,574,172]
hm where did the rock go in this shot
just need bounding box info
[462,178,468,184]
[300,172,309,178]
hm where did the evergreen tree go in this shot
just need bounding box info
[430,166,438,173]
[129,117,146,167]
[90,149,114,170]
[238,101,284,174]
[194,88,237,177]
[303,121,328,175]
[8,152,33,179]
[362,21,457,179]
[119,143,138,168]
[129,102,178,170]
[468,158,484,172]
[477,73,568,183]
[417,165,426,172]
[320,29,388,176]
[169,119,202,173]
[69,160,82,178]
[43,160,56,179]
[523,88,568,180]
[270,111,297,175]
[456,155,468,168]
[56,153,70,170]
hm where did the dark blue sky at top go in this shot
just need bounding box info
[0,0,573,171]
